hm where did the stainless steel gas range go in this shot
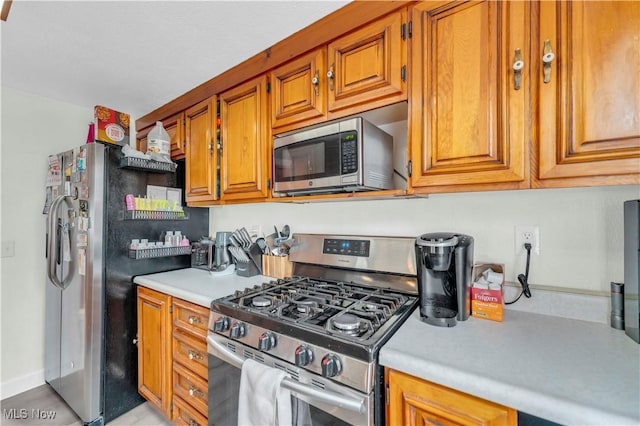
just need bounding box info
[206,234,418,425]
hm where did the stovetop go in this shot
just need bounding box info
[214,276,417,345]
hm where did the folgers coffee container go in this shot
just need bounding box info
[471,263,505,322]
[94,105,130,146]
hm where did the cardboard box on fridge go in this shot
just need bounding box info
[471,262,505,322]
[94,105,130,146]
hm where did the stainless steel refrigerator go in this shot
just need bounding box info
[44,143,207,425]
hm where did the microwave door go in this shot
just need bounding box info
[274,134,342,193]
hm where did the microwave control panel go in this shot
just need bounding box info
[323,238,370,257]
[341,131,358,174]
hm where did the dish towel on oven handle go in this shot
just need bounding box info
[238,358,293,426]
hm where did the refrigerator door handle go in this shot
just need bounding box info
[47,195,74,290]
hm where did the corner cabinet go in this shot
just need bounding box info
[137,286,173,418]
[184,97,218,203]
[219,75,270,202]
[270,9,408,132]
[409,1,530,193]
[534,0,640,187]
[386,368,517,425]
[136,112,186,161]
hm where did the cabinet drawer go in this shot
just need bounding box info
[173,329,208,379]
[173,395,208,426]
[173,362,208,418]
[173,298,209,339]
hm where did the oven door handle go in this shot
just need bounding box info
[207,335,366,414]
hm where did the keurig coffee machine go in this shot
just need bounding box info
[415,232,474,327]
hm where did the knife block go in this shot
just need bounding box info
[262,255,293,279]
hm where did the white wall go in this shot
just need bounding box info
[0,87,93,397]
[209,185,640,294]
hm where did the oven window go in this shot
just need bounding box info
[274,134,341,181]
[292,397,351,426]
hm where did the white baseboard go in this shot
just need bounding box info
[0,369,45,400]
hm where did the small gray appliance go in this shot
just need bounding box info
[213,231,232,272]
[415,232,474,327]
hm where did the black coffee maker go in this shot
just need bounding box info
[415,232,474,327]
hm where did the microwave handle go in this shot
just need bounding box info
[206,334,366,414]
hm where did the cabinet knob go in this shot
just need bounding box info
[188,385,204,398]
[327,64,335,91]
[542,39,555,84]
[312,69,320,97]
[513,48,524,90]
[188,315,202,325]
[188,350,202,360]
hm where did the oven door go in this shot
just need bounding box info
[207,333,373,426]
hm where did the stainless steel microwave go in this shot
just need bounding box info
[272,117,394,196]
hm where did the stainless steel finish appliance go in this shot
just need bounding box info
[207,234,418,426]
[415,232,474,327]
[44,143,207,425]
[273,117,394,196]
[624,200,640,343]
[213,231,232,271]
[191,238,214,270]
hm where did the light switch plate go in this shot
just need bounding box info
[1,240,15,258]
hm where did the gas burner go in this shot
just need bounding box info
[293,299,318,314]
[332,313,361,331]
[251,296,272,308]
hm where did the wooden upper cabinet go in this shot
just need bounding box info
[135,113,185,160]
[165,112,186,160]
[409,1,530,192]
[137,287,173,418]
[219,75,269,201]
[185,97,218,203]
[270,48,326,129]
[386,368,517,426]
[327,9,407,114]
[535,1,640,186]
[270,9,408,133]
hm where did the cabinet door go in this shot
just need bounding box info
[164,112,186,160]
[185,97,218,202]
[270,48,326,130]
[137,287,172,418]
[219,75,269,201]
[386,368,517,426]
[327,10,407,114]
[535,1,640,186]
[409,1,529,192]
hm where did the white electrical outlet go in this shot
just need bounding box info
[247,225,262,240]
[514,225,540,255]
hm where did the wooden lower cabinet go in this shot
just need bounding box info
[172,298,209,424]
[137,287,173,418]
[137,287,209,423]
[385,368,517,426]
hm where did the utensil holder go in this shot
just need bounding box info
[262,255,293,279]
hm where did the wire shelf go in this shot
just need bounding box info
[118,156,177,173]
[129,245,191,259]
[124,210,188,220]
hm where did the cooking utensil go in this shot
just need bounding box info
[280,224,290,239]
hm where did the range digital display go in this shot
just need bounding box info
[323,238,370,257]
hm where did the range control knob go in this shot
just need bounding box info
[258,332,277,351]
[213,316,230,333]
[294,345,314,367]
[230,322,247,339]
[321,354,342,378]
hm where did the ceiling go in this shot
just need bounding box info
[1,0,348,123]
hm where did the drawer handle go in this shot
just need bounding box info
[188,316,202,325]
[189,385,204,398]
[188,350,203,361]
